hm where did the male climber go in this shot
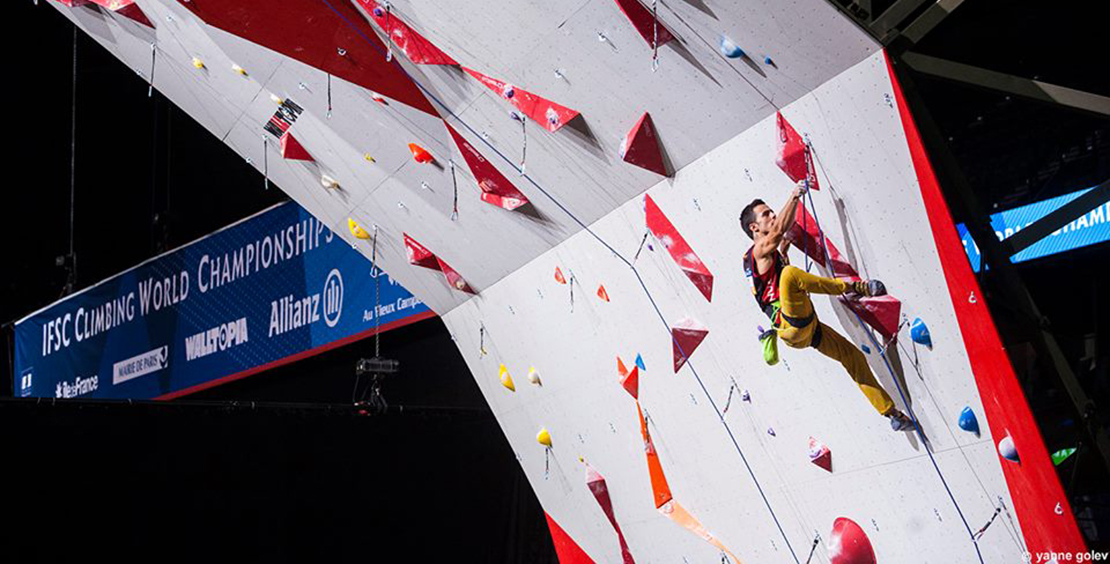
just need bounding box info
[740,184,914,431]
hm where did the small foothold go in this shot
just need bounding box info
[554,266,567,285]
[408,143,434,164]
[910,317,933,348]
[763,56,774,65]
[421,181,431,191]
[371,92,387,104]
[1052,447,1077,466]
[527,367,542,386]
[191,57,205,69]
[396,201,406,210]
[372,7,383,16]
[320,174,339,189]
[499,364,516,392]
[363,154,376,163]
[537,427,553,447]
[861,344,871,354]
[269,93,284,104]
[337,47,347,56]
[347,218,371,240]
[231,64,247,76]
[741,390,750,402]
[635,353,646,372]
[968,291,977,304]
[998,434,1019,463]
[719,35,745,58]
[597,284,610,302]
[298,82,308,90]
[501,83,515,99]
[554,68,565,80]
[767,427,776,437]
[958,406,980,436]
[597,31,608,42]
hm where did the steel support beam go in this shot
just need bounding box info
[1004,179,1110,256]
[899,0,967,44]
[871,0,931,39]
[903,52,1110,117]
[890,57,1110,476]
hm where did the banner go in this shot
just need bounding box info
[958,186,1110,272]
[14,201,433,400]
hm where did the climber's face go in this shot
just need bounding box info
[750,204,775,239]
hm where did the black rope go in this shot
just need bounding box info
[372,226,381,359]
[263,137,269,190]
[450,160,459,221]
[326,73,333,119]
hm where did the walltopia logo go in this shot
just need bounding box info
[268,269,343,337]
[55,374,99,398]
[185,317,249,361]
[113,346,170,385]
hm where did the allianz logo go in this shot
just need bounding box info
[268,269,343,337]
[185,317,249,362]
[55,374,99,399]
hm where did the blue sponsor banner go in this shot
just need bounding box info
[958,186,1110,273]
[14,201,432,400]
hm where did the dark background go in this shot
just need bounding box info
[3,0,1109,559]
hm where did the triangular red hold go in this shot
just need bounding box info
[280,131,313,161]
[462,68,580,133]
[404,234,439,269]
[115,3,154,27]
[355,0,457,65]
[808,437,832,472]
[621,366,639,399]
[444,123,530,211]
[621,113,667,176]
[436,256,475,294]
[645,195,714,301]
[671,318,708,372]
[544,513,596,564]
[842,295,902,339]
[775,112,820,190]
[613,0,675,48]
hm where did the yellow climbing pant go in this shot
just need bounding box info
[775,266,895,416]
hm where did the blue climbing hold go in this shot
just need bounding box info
[763,56,774,65]
[958,406,980,436]
[910,317,932,349]
[372,7,383,16]
[861,344,871,354]
[635,353,647,372]
[719,35,745,59]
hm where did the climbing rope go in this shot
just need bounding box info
[449,160,459,221]
[326,73,333,119]
[147,42,156,97]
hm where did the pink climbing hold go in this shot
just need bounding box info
[444,123,530,211]
[775,112,820,190]
[585,465,636,564]
[671,317,708,372]
[403,233,474,294]
[462,68,580,133]
[828,517,877,564]
[645,195,714,302]
[355,0,458,65]
[612,0,675,48]
[808,437,832,472]
[280,131,313,161]
[620,112,668,176]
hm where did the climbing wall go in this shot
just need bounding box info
[46,0,1084,561]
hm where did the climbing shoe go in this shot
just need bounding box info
[887,410,915,432]
[850,279,887,298]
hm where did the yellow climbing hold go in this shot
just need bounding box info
[348,218,371,240]
[191,57,205,70]
[537,427,552,447]
[499,364,515,391]
[231,64,248,76]
[363,153,376,163]
[527,366,541,386]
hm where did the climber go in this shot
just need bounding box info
[740,184,914,432]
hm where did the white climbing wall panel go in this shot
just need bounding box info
[46,0,1083,561]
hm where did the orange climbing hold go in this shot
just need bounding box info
[637,403,673,508]
[597,284,610,302]
[408,143,434,164]
[555,267,567,285]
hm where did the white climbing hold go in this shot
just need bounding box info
[998,434,1019,463]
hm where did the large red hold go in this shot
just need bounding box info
[620,113,668,176]
[671,317,708,372]
[545,513,596,564]
[462,68,579,133]
[775,112,820,190]
[645,195,714,301]
[612,0,675,48]
[444,123,530,211]
[280,132,313,161]
[828,517,876,564]
[403,234,474,294]
[585,465,636,563]
[355,0,457,65]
